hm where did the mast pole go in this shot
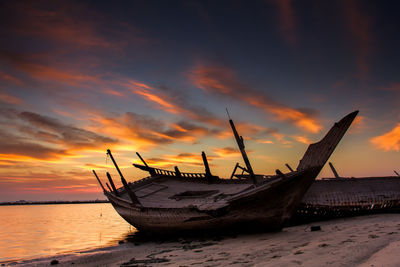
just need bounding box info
[226,109,256,184]
[285,163,294,172]
[92,170,106,192]
[106,172,120,196]
[107,149,125,180]
[106,149,140,205]
[329,162,340,178]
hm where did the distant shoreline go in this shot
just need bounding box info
[0,200,109,206]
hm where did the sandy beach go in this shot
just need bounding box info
[9,214,400,267]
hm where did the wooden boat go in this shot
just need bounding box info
[93,111,358,232]
[293,163,400,222]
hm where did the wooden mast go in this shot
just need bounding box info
[285,163,294,172]
[106,172,120,196]
[227,110,256,184]
[329,162,340,178]
[92,170,106,192]
[106,149,140,205]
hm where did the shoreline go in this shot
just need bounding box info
[7,214,400,266]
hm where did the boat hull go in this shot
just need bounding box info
[293,177,400,223]
[106,167,321,233]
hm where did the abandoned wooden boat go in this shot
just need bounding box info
[93,111,358,232]
[293,163,400,222]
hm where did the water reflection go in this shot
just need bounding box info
[0,203,135,263]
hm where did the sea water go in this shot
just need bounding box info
[0,203,134,263]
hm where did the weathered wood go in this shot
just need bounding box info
[296,176,400,221]
[329,162,340,178]
[92,170,106,192]
[228,116,256,184]
[136,152,148,167]
[106,172,120,196]
[297,111,358,171]
[107,149,126,182]
[121,176,141,205]
[230,162,239,179]
[202,151,212,177]
[106,182,113,193]
[275,169,285,177]
[285,163,294,172]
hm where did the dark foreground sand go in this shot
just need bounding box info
[11,214,400,267]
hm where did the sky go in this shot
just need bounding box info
[0,0,399,201]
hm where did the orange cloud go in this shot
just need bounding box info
[245,97,322,133]
[88,111,215,150]
[135,89,180,114]
[0,70,23,85]
[128,80,154,90]
[212,147,241,157]
[0,109,117,165]
[370,123,400,151]
[293,135,311,145]
[191,65,322,133]
[0,92,23,105]
[20,63,99,86]
[3,1,140,50]
[129,84,225,127]
[257,139,274,144]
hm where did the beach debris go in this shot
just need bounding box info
[310,225,321,231]
[50,259,59,265]
[121,257,170,266]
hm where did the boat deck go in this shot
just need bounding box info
[117,176,255,210]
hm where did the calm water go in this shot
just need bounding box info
[0,203,135,263]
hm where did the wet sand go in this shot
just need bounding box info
[11,214,400,266]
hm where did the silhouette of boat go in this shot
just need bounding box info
[93,111,358,232]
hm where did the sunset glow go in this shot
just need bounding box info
[0,1,399,201]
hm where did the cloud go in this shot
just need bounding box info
[270,0,297,46]
[190,64,322,133]
[257,139,274,144]
[212,147,241,157]
[89,111,218,149]
[1,1,147,50]
[0,109,117,162]
[128,82,225,127]
[292,135,311,145]
[370,123,400,151]
[0,70,23,85]
[18,111,116,149]
[0,92,23,105]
